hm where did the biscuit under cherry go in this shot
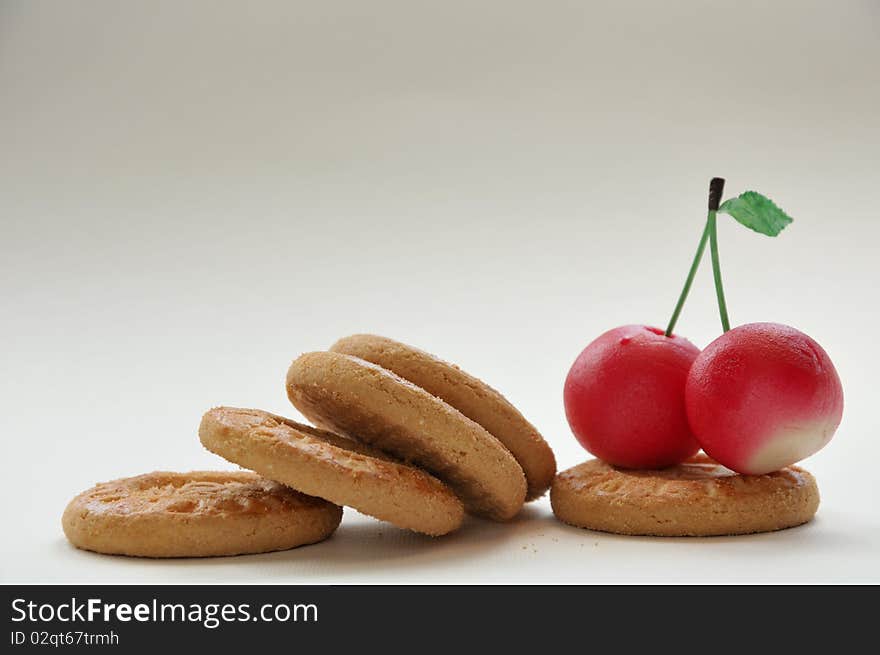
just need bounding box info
[550,454,819,536]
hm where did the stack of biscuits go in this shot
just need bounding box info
[63,335,556,557]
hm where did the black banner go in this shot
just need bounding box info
[2,585,874,651]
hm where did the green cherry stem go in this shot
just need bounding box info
[706,177,731,332]
[665,177,730,336]
[664,221,710,336]
[707,208,731,332]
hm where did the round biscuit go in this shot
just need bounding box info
[330,334,556,500]
[62,470,342,557]
[550,454,819,536]
[199,407,464,535]
[286,351,527,521]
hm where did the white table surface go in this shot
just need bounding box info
[2,1,878,584]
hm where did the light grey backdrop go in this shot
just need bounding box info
[2,1,878,583]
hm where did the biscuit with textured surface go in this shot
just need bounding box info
[550,454,819,536]
[199,407,464,535]
[330,334,556,500]
[62,471,342,557]
[286,351,527,521]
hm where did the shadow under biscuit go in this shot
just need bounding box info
[267,509,545,571]
[545,510,820,544]
[79,506,548,572]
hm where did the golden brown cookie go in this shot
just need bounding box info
[199,407,464,535]
[286,351,527,521]
[550,454,819,536]
[330,334,556,501]
[62,471,342,557]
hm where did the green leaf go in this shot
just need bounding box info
[717,191,793,236]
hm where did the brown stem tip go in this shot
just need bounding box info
[708,177,726,211]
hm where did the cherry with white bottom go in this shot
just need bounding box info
[564,178,843,473]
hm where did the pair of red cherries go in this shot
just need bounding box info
[564,321,844,475]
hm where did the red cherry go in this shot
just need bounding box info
[564,325,701,469]
[685,322,843,474]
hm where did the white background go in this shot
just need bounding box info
[2,1,878,583]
